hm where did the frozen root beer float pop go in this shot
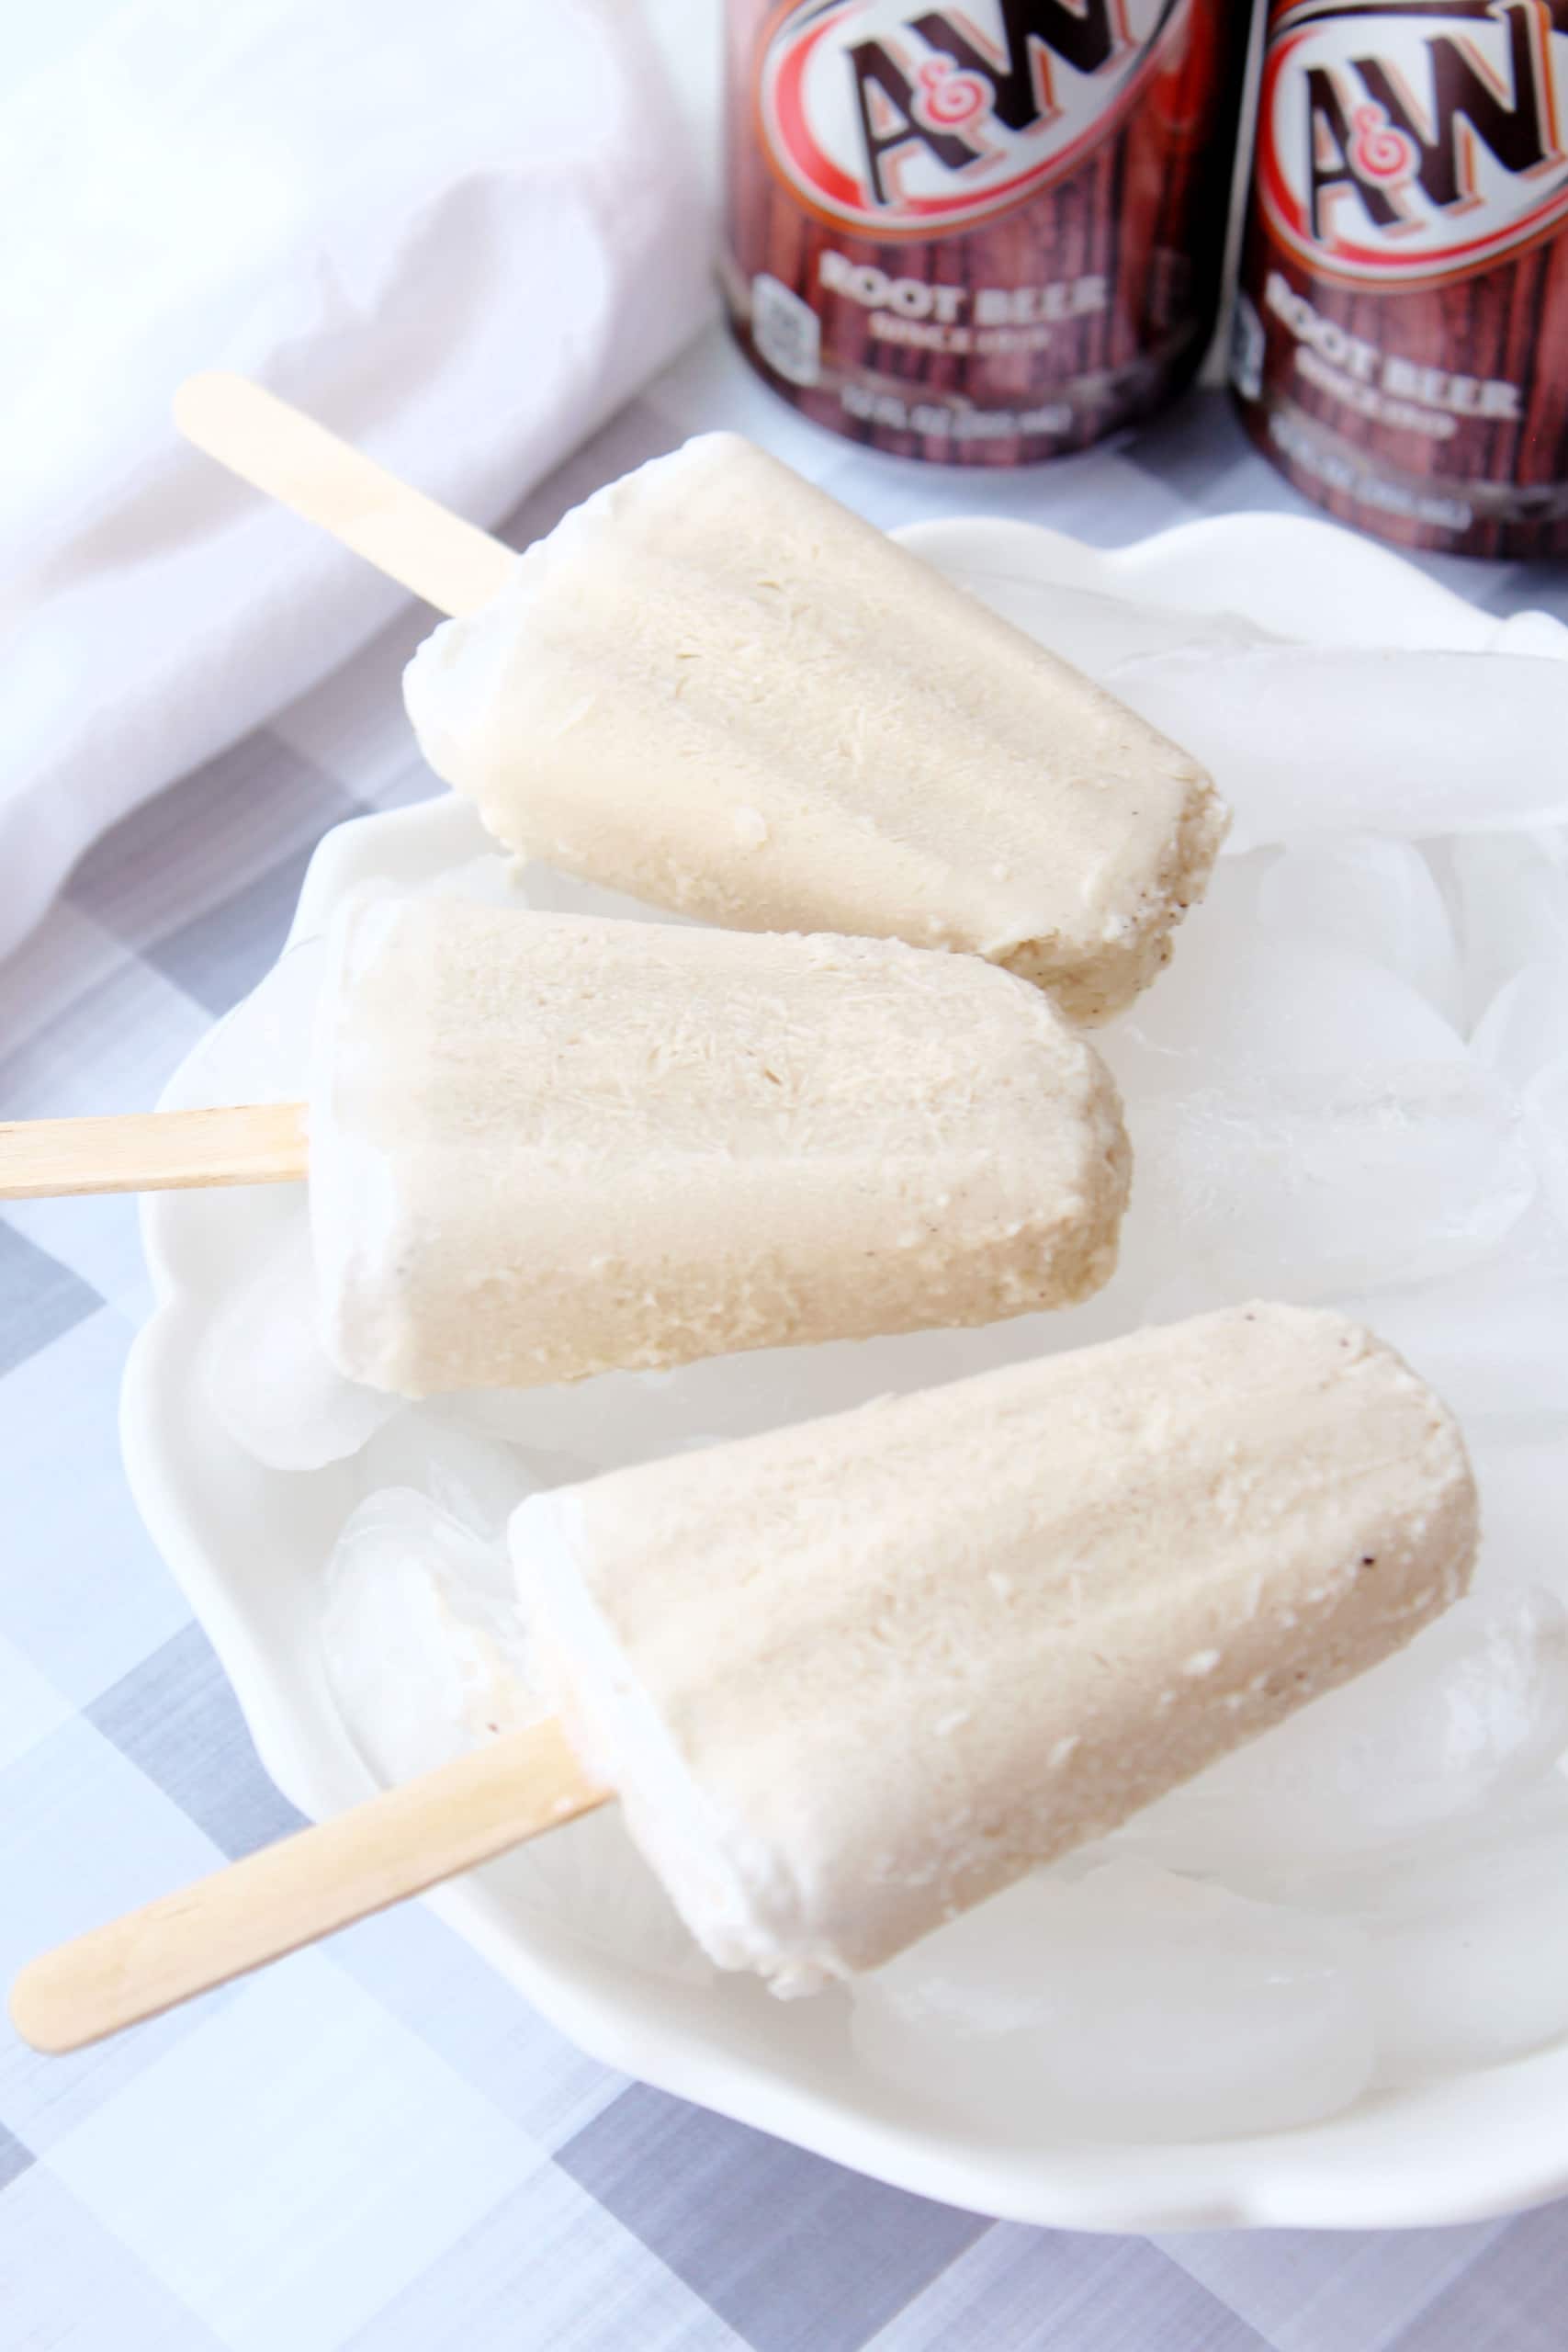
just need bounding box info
[10,1306,1478,2048]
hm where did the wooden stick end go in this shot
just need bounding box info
[9,1961,90,2056]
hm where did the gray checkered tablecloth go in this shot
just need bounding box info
[3,323,1568,2351]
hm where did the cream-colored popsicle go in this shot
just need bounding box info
[402,435,1228,1024]
[310,892,1130,1395]
[514,1304,1477,1994]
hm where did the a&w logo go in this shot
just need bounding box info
[757,0,1188,235]
[1258,1,1568,284]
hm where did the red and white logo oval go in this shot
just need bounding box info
[1257,0,1568,286]
[757,0,1188,237]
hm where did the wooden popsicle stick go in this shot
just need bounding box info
[174,372,517,618]
[11,1718,609,2054]
[0,1102,309,1200]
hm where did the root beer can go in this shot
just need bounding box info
[723,2,1253,465]
[1232,2,1568,558]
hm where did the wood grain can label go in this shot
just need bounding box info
[724,0,1253,464]
[1234,1,1568,556]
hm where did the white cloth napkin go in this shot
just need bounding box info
[0,0,716,962]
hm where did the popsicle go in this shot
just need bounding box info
[171,380,1228,1025]
[402,434,1227,1023]
[0,894,1131,1386]
[311,890,1130,1393]
[11,1304,1475,2050]
[517,1300,1477,1992]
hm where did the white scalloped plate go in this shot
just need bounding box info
[121,511,1568,2233]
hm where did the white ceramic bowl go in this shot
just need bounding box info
[122,512,1568,2233]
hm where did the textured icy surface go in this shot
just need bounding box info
[1280,1788,1568,2084]
[1110,647,1568,851]
[945,567,1277,677]
[1118,1590,1568,1876]
[850,1862,1376,2142]
[1258,837,1462,1023]
[182,569,1568,2142]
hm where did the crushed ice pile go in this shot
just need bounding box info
[196,572,1568,2144]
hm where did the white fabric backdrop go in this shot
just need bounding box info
[0,0,717,960]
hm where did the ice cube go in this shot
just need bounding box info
[1095,912,1532,1298]
[1111,1061,1531,1301]
[1472,956,1568,1090]
[321,1487,539,1788]
[203,1215,402,1470]
[1107,647,1568,853]
[850,1861,1373,2142]
[1286,1791,1568,2083]
[1104,893,1532,1317]
[1258,838,1461,1023]
[1450,834,1568,1027]
[1100,918,1469,1104]
[952,567,1278,678]
[1336,1246,1568,1423]
[1525,1061,1568,1238]
[1120,1590,1568,1882]
[1469,1429,1568,1601]
[355,1408,533,1537]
